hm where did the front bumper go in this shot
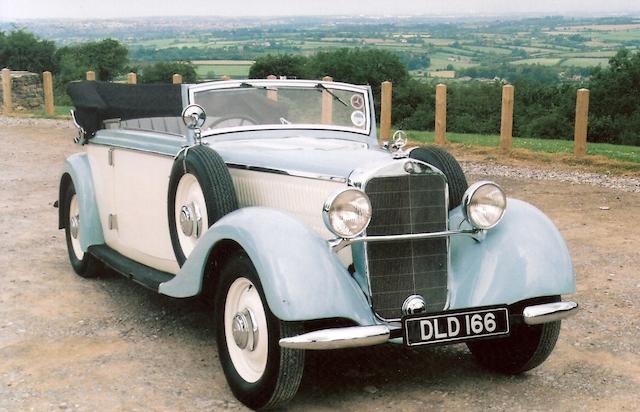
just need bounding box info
[522,300,579,325]
[279,325,399,350]
[279,300,578,350]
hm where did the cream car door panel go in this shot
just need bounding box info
[112,148,179,274]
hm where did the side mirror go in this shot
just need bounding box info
[181,104,206,129]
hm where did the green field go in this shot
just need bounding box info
[119,18,640,81]
[512,58,563,65]
[192,60,253,80]
[406,131,640,164]
[560,58,610,67]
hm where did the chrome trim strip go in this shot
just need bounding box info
[279,325,396,350]
[330,229,480,252]
[89,142,176,157]
[88,141,348,183]
[523,301,578,325]
[226,163,347,183]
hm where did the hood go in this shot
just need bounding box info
[210,137,394,180]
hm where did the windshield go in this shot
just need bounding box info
[189,81,370,136]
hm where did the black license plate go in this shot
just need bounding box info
[404,307,509,347]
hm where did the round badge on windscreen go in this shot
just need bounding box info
[351,111,366,127]
[350,94,364,109]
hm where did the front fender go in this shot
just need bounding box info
[448,198,576,309]
[60,153,104,251]
[160,207,376,325]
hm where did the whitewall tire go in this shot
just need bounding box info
[215,252,304,410]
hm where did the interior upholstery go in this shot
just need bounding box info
[104,116,187,136]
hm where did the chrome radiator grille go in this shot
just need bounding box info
[365,173,448,320]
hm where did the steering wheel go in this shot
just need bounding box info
[206,115,258,129]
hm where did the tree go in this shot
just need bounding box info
[56,38,128,82]
[307,48,409,91]
[589,48,640,144]
[141,61,197,83]
[0,29,57,73]
[248,54,309,79]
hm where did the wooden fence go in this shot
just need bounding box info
[1,68,591,156]
[378,81,591,157]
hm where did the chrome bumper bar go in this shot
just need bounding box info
[523,301,578,325]
[279,325,397,350]
[280,301,578,350]
[330,228,481,251]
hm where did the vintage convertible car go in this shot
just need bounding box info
[59,79,578,409]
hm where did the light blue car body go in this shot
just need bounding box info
[61,81,576,328]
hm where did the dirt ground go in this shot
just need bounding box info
[0,122,639,411]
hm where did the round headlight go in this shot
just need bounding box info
[323,188,372,238]
[462,181,507,230]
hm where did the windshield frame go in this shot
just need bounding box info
[187,79,372,137]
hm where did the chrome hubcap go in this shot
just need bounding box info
[402,294,427,316]
[232,308,258,351]
[70,214,80,239]
[179,202,202,238]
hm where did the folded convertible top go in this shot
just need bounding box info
[67,81,183,138]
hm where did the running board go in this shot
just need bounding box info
[88,245,175,291]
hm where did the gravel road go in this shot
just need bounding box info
[1,117,639,411]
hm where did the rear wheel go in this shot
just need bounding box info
[63,183,101,278]
[215,252,304,410]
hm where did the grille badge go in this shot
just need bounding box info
[402,295,427,316]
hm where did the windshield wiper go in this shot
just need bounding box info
[315,83,348,107]
[239,82,266,89]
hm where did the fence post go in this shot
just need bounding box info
[266,74,278,101]
[127,72,137,84]
[86,70,96,81]
[321,76,333,124]
[43,71,55,116]
[2,68,12,114]
[172,73,183,84]
[574,88,589,157]
[380,81,392,140]
[500,84,515,151]
[435,83,447,145]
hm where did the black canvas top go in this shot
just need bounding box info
[67,81,183,137]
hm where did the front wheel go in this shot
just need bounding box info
[215,253,304,410]
[467,319,561,374]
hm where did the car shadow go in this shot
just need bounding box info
[94,268,528,407]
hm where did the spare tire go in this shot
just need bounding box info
[168,145,238,266]
[410,146,468,210]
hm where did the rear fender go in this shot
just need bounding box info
[448,198,576,309]
[160,207,376,325]
[59,153,105,251]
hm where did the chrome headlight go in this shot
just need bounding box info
[323,188,372,238]
[462,181,507,230]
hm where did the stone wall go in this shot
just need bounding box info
[0,71,43,112]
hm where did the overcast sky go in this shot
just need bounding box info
[1,0,639,20]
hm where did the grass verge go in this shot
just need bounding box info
[405,130,640,174]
